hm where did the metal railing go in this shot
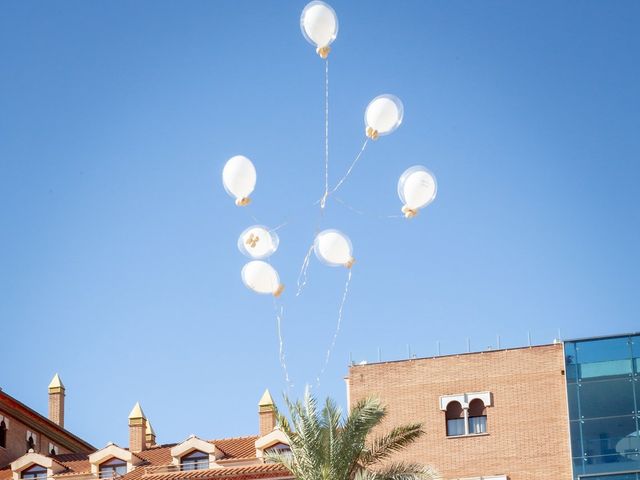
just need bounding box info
[143,462,214,476]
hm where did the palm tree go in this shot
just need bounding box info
[267,391,439,480]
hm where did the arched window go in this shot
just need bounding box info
[26,434,36,452]
[0,420,7,448]
[468,399,487,434]
[445,401,465,437]
[21,465,47,480]
[180,450,209,471]
[99,458,127,478]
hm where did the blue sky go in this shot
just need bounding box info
[1,0,639,449]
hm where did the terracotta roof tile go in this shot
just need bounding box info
[51,453,92,476]
[0,436,284,480]
[140,464,289,480]
[211,437,258,459]
[0,467,12,480]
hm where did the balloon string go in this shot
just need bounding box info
[270,198,322,233]
[273,297,293,392]
[296,242,315,296]
[333,196,404,219]
[316,269,352,387]
[320,59,330,209]
[329,138,369,195]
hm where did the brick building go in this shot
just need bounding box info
[1,379,291,480]
[0,376,94,466]
[347,343,573,480]
[347,333,640,480]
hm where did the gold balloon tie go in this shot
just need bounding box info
[366,127,379,140]
[316,46,331,59]
[235,197,251,207]
[273,284,285,297]
[402,205,418,219]
[245,234,260,248]
[344,257,356,269]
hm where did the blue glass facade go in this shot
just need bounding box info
[565,334,640,479]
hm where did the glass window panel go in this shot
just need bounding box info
[21,466,47,480]
[581,416,637,458]
[632,335,640,359]
[580,360,633,380]
[571,421,584,457]
[567,363,579,384]
[565,340,578,384]
[576,337,632,364]
[468,416,486,434]
[580,452,640,476]
[568,383,580,420]
[181,451,208,471]
[583,474,638,480]
[446,418,465,436]
[577,378,635,418]
[565,341,577,362]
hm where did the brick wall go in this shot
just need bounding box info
[0,411,72,467]
[347,344,572,480]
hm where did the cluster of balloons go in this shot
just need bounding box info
[222,1,439,297]
[222,154,356,296]
[300,1,437,217]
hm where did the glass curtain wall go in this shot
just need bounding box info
[565,334,640,479]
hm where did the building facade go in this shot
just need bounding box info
[566,334,640,479]
[0,376,94,467]
[347,333,640,480]
[347,343,573,480]
[1,380,292,480]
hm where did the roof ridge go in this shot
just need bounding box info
[207,435,258,442]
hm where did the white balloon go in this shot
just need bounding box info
[397,166,437,218]
[365,94,404,139]
[301,1,338,57]
[241,261,284,297]
[238,225,279,259]
[314,229,354,268]
[222,155,256,206]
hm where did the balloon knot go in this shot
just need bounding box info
[316,46,331,59]
[235,197,251,207]
[402,206,418,219]
[344,258,355,269]
[246,234,260,248]
[273,284,285,297]
[366,127,379,140]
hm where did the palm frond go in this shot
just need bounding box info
[362,462,441,480]
[337,397,386,480]
[270,393,433,480]
[359,423,425,467]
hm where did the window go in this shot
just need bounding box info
[468,399,487,434]
[0,420,6,448]
[180,450,209,471]
[21,465,47,480]
[441,392,491,438]
[446,401,465,437]
[99,458,127,478]
[26,434,36,452]
[266,442,290,454]
[265,442,292,463]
